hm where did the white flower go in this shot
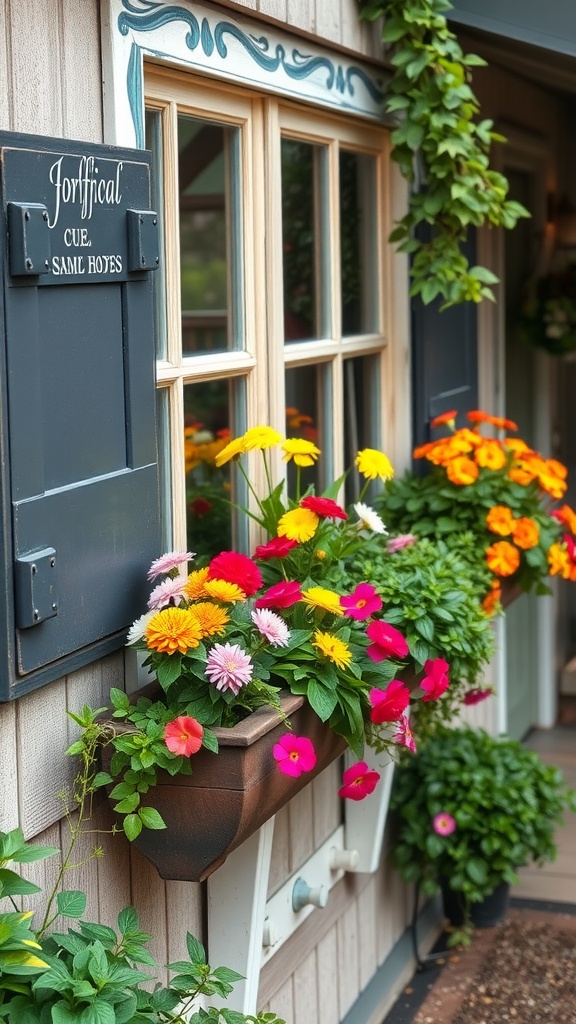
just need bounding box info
[126,611,156,644]
[353,502,387,534]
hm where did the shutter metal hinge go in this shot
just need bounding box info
[15,548,59,628]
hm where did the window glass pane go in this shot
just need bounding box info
[285,364,330,494]
[179,116,243,355]
[156,388,172,553]
[343,354,381,505]
[184,379,247,560]
[145,109,167,360]
[340,151,378,336]
[281,140,328,342]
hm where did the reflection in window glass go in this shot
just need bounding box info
[145,109,167,360]
[156,388,172,554]
[281,140,327,342]
[340,151,378,336]
[343,355,380,505]
[184,380,236,560]
[179,117,242,355]
[285,364,329,494]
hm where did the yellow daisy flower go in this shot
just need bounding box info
[312,630,352,669]
[190,601,230,637]
[146,607,204,654]
[214,436,247,467]
[302,587,344,616]
[281,437,321,467]
[204,578,247,603]
[277,507,319,542]
[242,425,283,450]
[355,448,394,481]
[184,567,210,600]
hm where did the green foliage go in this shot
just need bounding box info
[359,0,530,306]
[0,827,285,1024]
[343,534,494,733]
[391,726,576,944]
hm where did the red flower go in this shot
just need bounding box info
[208,551,263,597]
[300,495,348,520]
[189,496,212,517]
[463,687,493,706]
[431,409,457,429]
[369,679,410,723]
[164,716,203,756]
[253,536,298,560]
[340,582,383,620]
[338,761,381,800]
[366,620,409,661]
[420,658,450,702]
[254,580,302,609]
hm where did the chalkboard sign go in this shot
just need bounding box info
[0,131,161,700]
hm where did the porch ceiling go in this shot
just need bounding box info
[449,1,576,60]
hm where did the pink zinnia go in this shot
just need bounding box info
[251,608,290,647]
[208,551,263,597]
[420,658,450,702]
[393,714,416,753]
[273,734,317,777]
[147,550,195,581]
[369,679,411,724]
[366,620,409,661]
[254,580,302,609]
[164,716,203,757]
[387,534,417,553]
[147,577,188,610]
[432,812,457,836]
[340,582,382,620]
[300,495,348,520]
[338,761,381,801]
[253,536,298,560]
[205,642,253,694]
[463,687,493,706]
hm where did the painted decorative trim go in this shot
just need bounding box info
[102,0,387,148]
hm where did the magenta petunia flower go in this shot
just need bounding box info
[251,608,290,647]
[254,580,302,609]
[369,679,411,724]
[338,761,381,801]
[164,716,203,757]
[432,812,457,836]
[147,577,188,610]
[340,582,383,620]
[253,536,298,560]
[366,620,409,661]
[393,713,416,753]
[387,534,417,553]
[208,551,263,597]
[205,642,254,694]
[147,550,195,581]
[300,495,348,520]
[420,658,450,702]
[463,687,494,706]
[273,734,317,777]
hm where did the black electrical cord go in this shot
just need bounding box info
[411,879,451,971]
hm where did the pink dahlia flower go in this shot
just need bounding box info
[338,761,381,801]
[432,812,457,836]
[208,551,263,597]
[273,734,317,777]
[253,536,298,560]
[147,550,195,581]
[205,642,253,694]
[251,608,290,647]
[387,534,417,553]
[300,495,348,520]
[147,577,188,610]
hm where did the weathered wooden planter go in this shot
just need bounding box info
[500,579,524,608]
[103,693,346,882]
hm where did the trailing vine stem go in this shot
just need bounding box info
[360,0,530,307]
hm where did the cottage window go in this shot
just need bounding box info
[145,72,390,556]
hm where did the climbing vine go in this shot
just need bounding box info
[360,0,529,306]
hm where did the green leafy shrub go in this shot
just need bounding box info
[390,726,576,944]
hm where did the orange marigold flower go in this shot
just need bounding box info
[536,459,568,500]
[552,504,576,535]
[431,409,457,429]
[146,607,204,654]
[467,410,518,432]
[506,438,532,455]
[512,517,540,550]
[446,456,479,486]
[204,579,247,603]
[190,601,230,637]
[184,567,210,600]
[486,506,514,536]
[548,542,571,578]
[486,541,521,578]
[474,439,507,471]
[482,578,502,616]
[508,466,536,486]
[413,441,436,460]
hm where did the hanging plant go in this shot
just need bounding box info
[359,0,530,306]
[519,263,576,356]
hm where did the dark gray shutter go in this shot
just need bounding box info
[0,133,161,699]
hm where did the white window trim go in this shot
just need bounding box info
[101,0,389,148]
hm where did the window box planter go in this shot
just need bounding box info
[101,692,346,882]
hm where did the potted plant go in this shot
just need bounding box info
[377,409,576,604]
[390,724,576,946]
[72,428,454,880]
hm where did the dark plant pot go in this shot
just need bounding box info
[500,579,523,609]
[101,693,346,883]
[441,879,510,929]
